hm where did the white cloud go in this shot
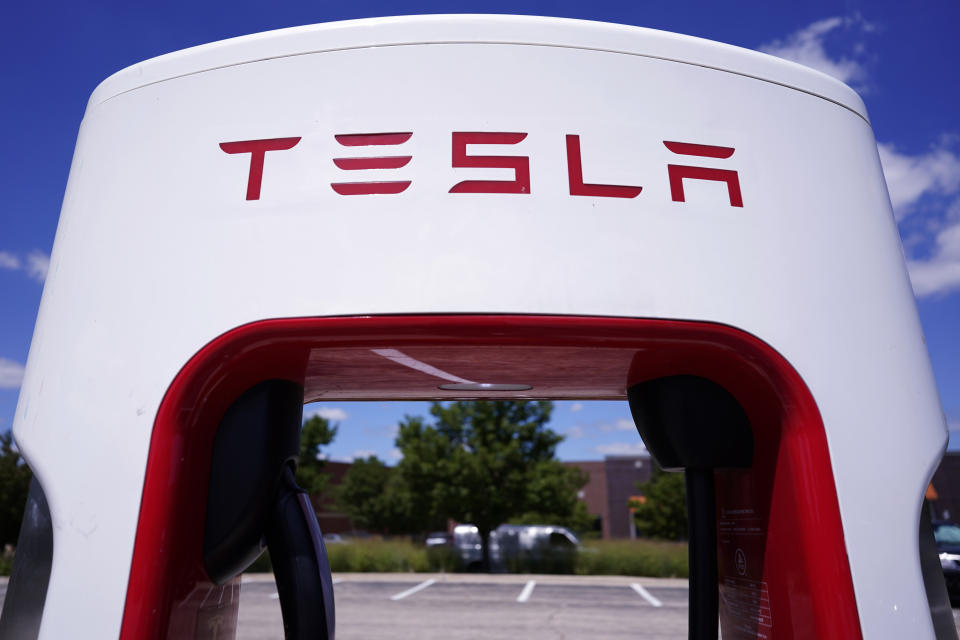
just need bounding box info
[363,423,399,439]
[25,251,49,283]
[566,419,633,438]
[759,15,875,87]
[907,221,960,297]
[351,449,377,460]
[304,406,348,421]
[875,142,960,297]
[761,18,960,299]
[0,251,20,270]
[0,249,50,283]
[878,143,960,220]
[565,426,585,439]
[387,448,403,462]
[0,358,26,389]
[594,442,648,456]
[569,402,584,412]
[594,419,635,433]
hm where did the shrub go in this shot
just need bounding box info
[326,540,431,573]
[425,544,461,572]
[242,538,687,578]
[243,540,451,575]
[631,470,688,540]
[575,539,688,578]
[503,546,577,574]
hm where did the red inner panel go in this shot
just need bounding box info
[304,345,638,400]
[119,315,861,640]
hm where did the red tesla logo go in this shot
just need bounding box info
[220,131,743,207]
[449,132,530,194]
[331,132,412,195]
[664,141,743,208]
[219,137,301,201]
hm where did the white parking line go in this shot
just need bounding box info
[516,580,536,603]
[630,583,663,607]
[390,579,437,601]
[332,579,343,585]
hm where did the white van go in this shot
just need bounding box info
[453,524,580,571]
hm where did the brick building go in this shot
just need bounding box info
[929,451,960,523]
[565,455,653,539]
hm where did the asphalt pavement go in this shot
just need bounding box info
[238,573,691,640]
[1,574,959,637]
[236,573,960,639]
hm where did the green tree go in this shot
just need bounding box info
[396,401,586,570]
[296,415,338,496]
[337,456,425,534]
[509,500,594,535]
[0,431,33,546]
[508,462,592,532]
[631,466,688,540]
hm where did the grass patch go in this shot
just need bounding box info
[244,540,450,574]
[575,539,688,578]
[244,538,687,578]
[326,540,434,573]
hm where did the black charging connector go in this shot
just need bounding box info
[628,375,752,640]
[203,379,336,640]
[266,464,335,640]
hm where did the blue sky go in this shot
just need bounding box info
[1,1,958,462]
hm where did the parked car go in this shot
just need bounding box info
[934,521,960,604]
[452,523,580,572]
[425,531,452,547]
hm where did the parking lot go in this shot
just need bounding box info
[1,574,959,637]
[236,573,960,639]
[238,573,691,639]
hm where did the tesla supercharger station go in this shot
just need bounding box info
[0,14,955,640]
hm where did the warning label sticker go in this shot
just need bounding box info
[721,576,773,638]
[719,507,764,540]
[717,503,772,639]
